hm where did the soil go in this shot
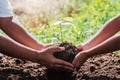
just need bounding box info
[75,53,120,80]
[0,42,120,80]
[46,42,80,80]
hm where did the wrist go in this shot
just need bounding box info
[30,50,40,63]
[35,51,47,66]
[82,50,91,59]
[82,42,91,51]
[35,43,45,50]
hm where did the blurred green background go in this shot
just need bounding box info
[25,0,120,44]
[1,0,120,47]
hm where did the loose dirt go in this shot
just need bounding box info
[0,42,120,80]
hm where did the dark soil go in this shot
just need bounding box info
[0,42,120,80]
[53,42,80,63]
[46,42,80,80]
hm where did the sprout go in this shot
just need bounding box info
[54,21,63,25]
[54,21,76,29]
[54,21,76,42]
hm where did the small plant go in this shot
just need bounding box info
[54,21,63,42]
[54,20,76,42]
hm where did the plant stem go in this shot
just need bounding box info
[60,24,63,42]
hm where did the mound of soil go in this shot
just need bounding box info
[0,56,46,80]
[76,53,120,80]
[0,42,119,80]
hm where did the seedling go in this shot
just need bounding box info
[54,20,76,42]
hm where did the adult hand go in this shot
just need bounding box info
[72,51,89,68]
[76,44,83,51]
[41,43,60,49]
[36,46,73,71]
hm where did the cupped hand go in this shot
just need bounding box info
[42,43,60,49]
[36,46,73,71]
[72,51,89,68]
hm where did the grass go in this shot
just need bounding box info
[1,0,120,54]
[24,0,120,45]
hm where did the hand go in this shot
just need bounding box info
[76,44,83,51]
[36,46,73,71]
[42,43,60,49]
[72,51,89,68]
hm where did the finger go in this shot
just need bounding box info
[72,59,81,71]
[72,56,86,68]
[46,43,60,48]
[45,44,52,48]
[72,56,79,67]
[47,47,65,53]
[76,44,83,51]
[45,43,54,48]
[54,59,74,70]
[54,64,73,71]
[76,62,81,68]
[56,59,73,67]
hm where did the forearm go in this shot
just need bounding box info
[0,35,38,62]
[0,17,44,50]
[83,15,120,50]
[85,35,120,57]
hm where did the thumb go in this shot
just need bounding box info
[45,43,60,48]
[72,56,79,67]
[44,43,54,48]
[76,44,83,51]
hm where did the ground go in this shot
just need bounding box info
[0,42,119,80]
[1,1,120,80]
[0,53,119,80]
